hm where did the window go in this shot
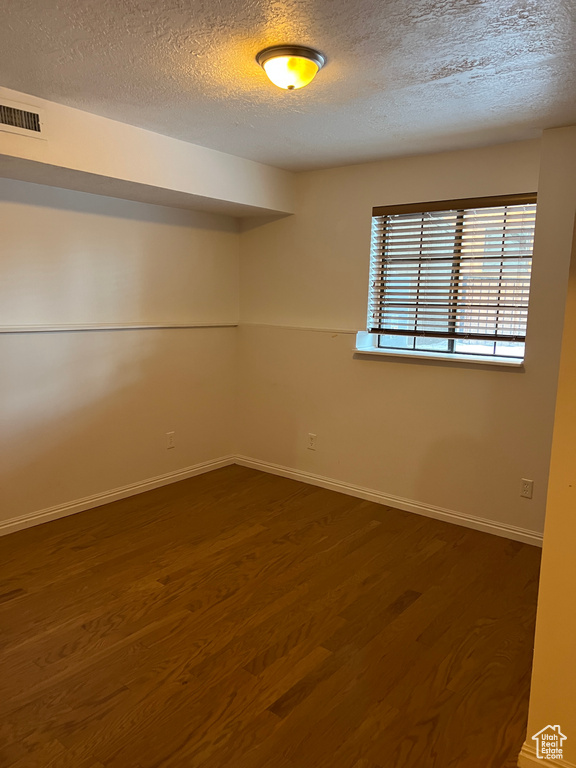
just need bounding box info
[364,193,537,363]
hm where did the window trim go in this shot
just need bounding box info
[355,331,525,367]
[372,192,537,218]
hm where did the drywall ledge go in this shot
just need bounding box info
[0,322,238,334]
[0,86,295,216]
[0,457,235,538]
[235,456,543,546]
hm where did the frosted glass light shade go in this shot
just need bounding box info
[263,56,319,90]
[257,46,326,90]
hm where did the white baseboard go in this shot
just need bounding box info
[0,455,543,547]
[518,743,575,767]
[0,456,235,538]
[235,456,543,547]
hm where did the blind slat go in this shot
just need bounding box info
[368,200,536,343]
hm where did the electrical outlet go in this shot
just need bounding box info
[520,478,533,499]
[166,431,176,450]
[307,433,317,451]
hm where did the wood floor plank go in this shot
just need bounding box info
[0,466,540,768]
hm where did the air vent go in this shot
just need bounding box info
[0,98,45,139]
[0,104,41,132]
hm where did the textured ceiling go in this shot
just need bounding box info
[1,0,575,170]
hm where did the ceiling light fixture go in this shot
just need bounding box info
[256,45,326,90]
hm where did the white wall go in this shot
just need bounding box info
[238,138,569,541]
[0,178,239,529]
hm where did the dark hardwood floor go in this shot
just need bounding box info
[0,465,540,768]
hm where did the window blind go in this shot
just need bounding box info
[368,194,537,344]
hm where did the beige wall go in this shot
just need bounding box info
[2,133,573,547]
[238,138,569,540]
[0,178,239,528]
[0,179,239,328]
[240,140,541,330]
[519,131,576,767]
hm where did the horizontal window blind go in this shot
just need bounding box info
[368,194,537,344]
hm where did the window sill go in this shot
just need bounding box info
[355,332,524,368]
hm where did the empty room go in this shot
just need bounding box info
[0,2,575,767]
